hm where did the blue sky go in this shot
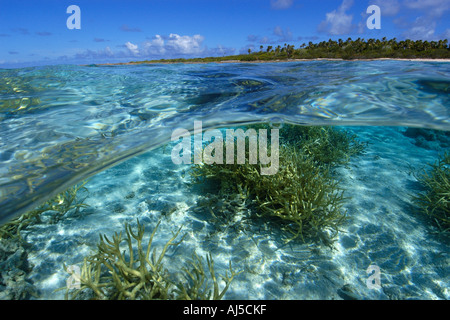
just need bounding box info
[0,0,449,67]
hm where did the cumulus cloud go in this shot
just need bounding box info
[141,34,205,56]
[143,35,166,55]
[65,33,234,64]
[398,0,450,40]
[318,0,355,35]
[166,34,205,54]
[125,41,139,55]
[270,0,294,10]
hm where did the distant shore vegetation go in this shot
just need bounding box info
[125,37,450,64]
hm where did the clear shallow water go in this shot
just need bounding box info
[0,61,449,300]
[1,61,449,224]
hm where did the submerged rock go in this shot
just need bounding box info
[337,284,361,300]
[0,238,37,300]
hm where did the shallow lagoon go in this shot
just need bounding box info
[0,61,449,299]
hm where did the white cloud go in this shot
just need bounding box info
[38,33,234,65]
[141,34,205,56]
[125,41,139,55]
[404,0,450,17]
[166,34,205,54]
[318,0,355,35]
[270,0,294,10]
[398,0,450,40]
[403,18,436,40]
[104,46,114,57]
[143,35,166,55]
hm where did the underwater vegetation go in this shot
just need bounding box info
[414,152,450,236]
[0,182,88,300]
[403,128,450,151]
[278,124,368,167]
[191,124,366,243]
[63,220,241,300]
[0,182,88,240]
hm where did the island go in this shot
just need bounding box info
[99,37,450,65]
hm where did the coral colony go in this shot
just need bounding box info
[171,121,280,175]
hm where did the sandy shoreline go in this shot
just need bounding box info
[97,57,450,66]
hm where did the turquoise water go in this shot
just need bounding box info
[0,61,449,300]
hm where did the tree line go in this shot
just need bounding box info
[128,37,450,64]
[246,37,450,60]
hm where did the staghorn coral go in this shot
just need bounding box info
[0,182,89,300]
[190,123,366,243]
[191,144,348,243]
[253,146,348,242]
[175,251,242,300]
[0,181,89,240]
[277,124,367,167]
[63,220,241,300]
[413,152,450,235]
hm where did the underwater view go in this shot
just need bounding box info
[0,60,449,300]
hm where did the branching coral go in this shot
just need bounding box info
[253,147,348,242]
[0,181,88,240]
[190,123,365,243]
[191,145,348,242]
[278,124,367,167]
[63,220,241,300]
[175,252,242,300]
[413,152,450,235]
